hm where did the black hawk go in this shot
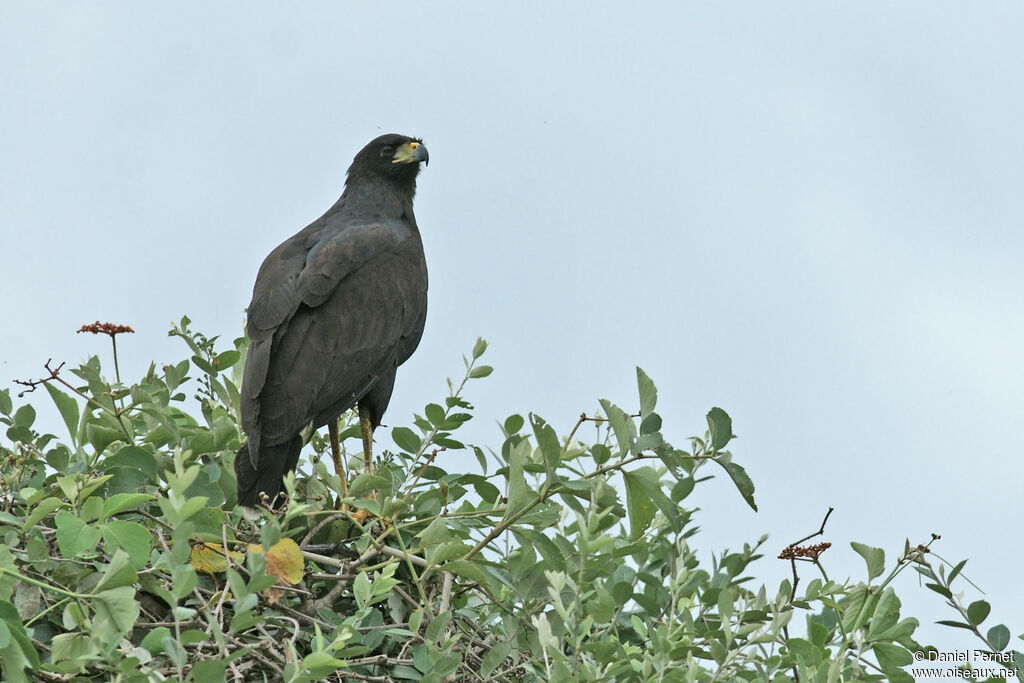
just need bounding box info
[235,133,429,507]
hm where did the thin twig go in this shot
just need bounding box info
[439,571,454,615]
[777,506,835,683]
[408,447,446,490]
[784,507,834,550]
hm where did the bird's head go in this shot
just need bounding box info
[348,134,429,185]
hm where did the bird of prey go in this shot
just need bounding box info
[235,133,429,507]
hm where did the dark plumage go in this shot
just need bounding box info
[235,134,429,506]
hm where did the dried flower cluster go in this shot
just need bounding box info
[779,542,832,561]
[77,321,135,337]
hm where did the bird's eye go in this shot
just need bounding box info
[380,146,394,158]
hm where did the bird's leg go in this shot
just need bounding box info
[358,404,374,475]
[328,421,348,507]
[350,405,377,525]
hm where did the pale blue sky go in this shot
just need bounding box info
[3,3,1022,659]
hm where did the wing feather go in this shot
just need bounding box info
[242,214,425,455]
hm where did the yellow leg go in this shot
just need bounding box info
[328,421,348,508]
[352,405,377,524]
[359,404,374,475]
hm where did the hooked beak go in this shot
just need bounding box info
[392,140,429,166]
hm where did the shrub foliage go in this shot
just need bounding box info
[0,320,1019,682]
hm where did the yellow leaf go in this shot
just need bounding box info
[190,542,243,574]
[265,537,304,585]
[246,538,304,595]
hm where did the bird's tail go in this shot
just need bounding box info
[234,435,302,507]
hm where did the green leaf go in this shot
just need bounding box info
[23,497,65,531]
[50,632,96,664]
[935,619,973,630]
[591,443,611,465]
[472,337,487,359]
[504,438,533,518]
[706,407,732,450]
[163,635,187,667]
[95,549,139,591]
[718,588,734,644]
[872,642,913,682]
[45,383,80,446]
[504,414,524,435]
[871,616,919,643]
[392,426,422,454]
[470,365,493,378]
[480,636,514,678]
[409,608,424,634]
[101,520,152,569]
[528,530,565,567]
[987,623,1011,650]
[78,474,113,503]
[214,349,241,370]
[671,477,695,502]
[229,611,260,633]
[427,540,471,568]
[605,581,632,608]
[191,354,216,375]
[302,651,345,677]
[639,412,662,436]
[82,495,103,522]
[178,496,209,522]
[5,424,33,444]
[140,626,172,654]
[623,466,681,532]
[0,599,39,676]
[179,627,211,645]
[104,445,158,481]
[425,403,446,427]
[434,434,464,449]
[188,659,227,683]
[530,414,561,478]
[13,404,35,429]
[599,399,635,455]
[104,467,152,497]
[473,479,500,503]
[0,389,11,416]
[347,473,391,499]
[967,600,991,626]
[867,588,900,641]
[425,610,452,643]
[636,368,657,417]
[100,493,157,521]
[86,423,123,455]
[851,542,885,581]
[353,572,371,609]
[417,517,454,547]
[90,586,139,653]
[622,469,657,541]
[946,559,967,585]
[171,566,198,601]
[962,598,987,626]
[54,510,102,558]
[0,545,16,585]
[839,584,871,633]
[787,637,823,665]
[441,559,503,597]
[717,459,757,511]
